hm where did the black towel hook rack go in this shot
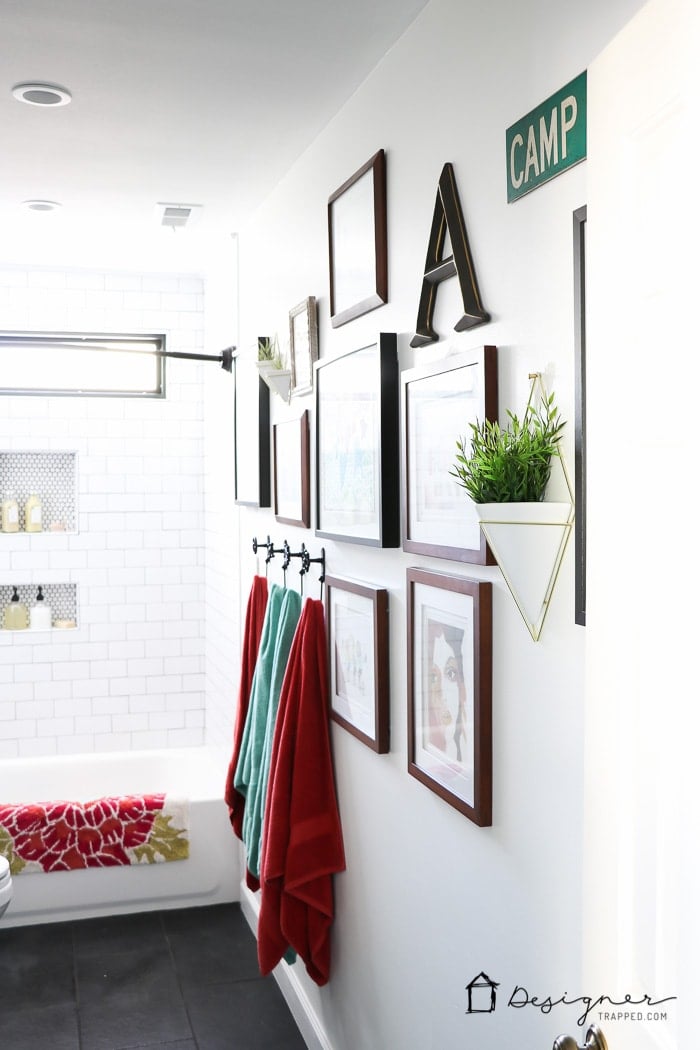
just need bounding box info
[283,542,326,598]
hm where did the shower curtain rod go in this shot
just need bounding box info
[14,339,236,373]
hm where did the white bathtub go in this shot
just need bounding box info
[0,746,240,927]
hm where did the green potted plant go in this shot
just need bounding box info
[451,392,565,504]
[255,335,291,402]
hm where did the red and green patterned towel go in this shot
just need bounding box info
[0,794,189,874]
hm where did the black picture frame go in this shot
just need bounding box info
[315,333,399,547]
[234,352,271,508]
[401,346,497,564]
[406,567,492,827]
[328,149,388,328]
[573,205,587,626]
[325,575,390,754]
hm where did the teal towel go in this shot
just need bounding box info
[247,587,302,879]
[234,584,285,806]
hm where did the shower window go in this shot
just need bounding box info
[0,331,165,397]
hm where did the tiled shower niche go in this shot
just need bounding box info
[0,450,78,533]
[0,582,78,631]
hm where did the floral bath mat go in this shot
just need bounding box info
[0,793,189,874]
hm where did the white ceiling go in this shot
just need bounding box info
[0,0,428,265]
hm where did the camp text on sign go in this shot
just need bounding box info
[506,71,587,202]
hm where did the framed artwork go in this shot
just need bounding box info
[325,575,390,753]
[273,411,310,528]
[289,297,318,397]
[401,346,497,564]
[328,149,388,328]
[315,332,399,547]
[573,205,587,627]
[234,353,271,508]
[406,567,492,826]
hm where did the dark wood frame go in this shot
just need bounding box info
[289,297,318,397]
[273,411,310,528]
[233,352,271,508]
[573,206,587,626]
[315,333,399,547]
[325,575,390,754]
[401,346,497,564]
[328,149,388,328]
[406,567,492,827]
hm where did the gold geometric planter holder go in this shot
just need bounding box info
[475,373,575,641]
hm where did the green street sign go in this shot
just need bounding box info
[506,71,587,202]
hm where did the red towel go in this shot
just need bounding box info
[257,598,346,986]
[224,575,268,839]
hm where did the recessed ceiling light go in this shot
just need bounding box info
[22,200,62,212]
[12,82,72,107]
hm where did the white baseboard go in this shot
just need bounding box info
[239,880,333,1050]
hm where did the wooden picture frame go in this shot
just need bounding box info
[406,567,492,826]
[273,411,310,528]
[401,346,497,564]
[315,332,399,547]
[234,353,271,508]
[289,297,318,397]
[573,205,587,627]
[325,575,390,753]
[328,149,388,328]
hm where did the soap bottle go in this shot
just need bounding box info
[3,587,28,630]
[29,586,52,630]
[24,493,42,533]
[1,492,19,533]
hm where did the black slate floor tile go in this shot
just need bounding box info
[76,944,179,1003]
[79,988,193,1049]
[72,910,166,957]
[184,978,307,1050]
[164,903,260,985]
[3,1002,80,1049]
[0,922,76,1009]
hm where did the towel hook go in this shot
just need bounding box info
[283,540,308,594]
[301,545,326,600]
[252,535,268,575]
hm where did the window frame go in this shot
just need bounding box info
[0,330,166,398]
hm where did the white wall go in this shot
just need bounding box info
[0,266,207,758]
[232,0,645,1047]
[201,235,242,754]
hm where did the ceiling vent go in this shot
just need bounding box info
[155,202,202,230]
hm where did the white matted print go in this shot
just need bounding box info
[407,567,492,826]
[326,575,389,753]
[401,346,497,563]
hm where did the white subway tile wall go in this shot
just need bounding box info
[0,265,209,759]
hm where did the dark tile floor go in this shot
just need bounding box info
[0,903,307,1050]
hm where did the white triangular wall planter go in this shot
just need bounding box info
[256,362,292,403]
[476,501,574,641]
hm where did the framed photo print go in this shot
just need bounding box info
[325,575,390,753]
[406,567,492,826]
[234,354,271,508]
[401,346,497,564]
[273,411,310,528]
[289,296,318,397]
[315,332,399,547]
[328,149,388,328]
